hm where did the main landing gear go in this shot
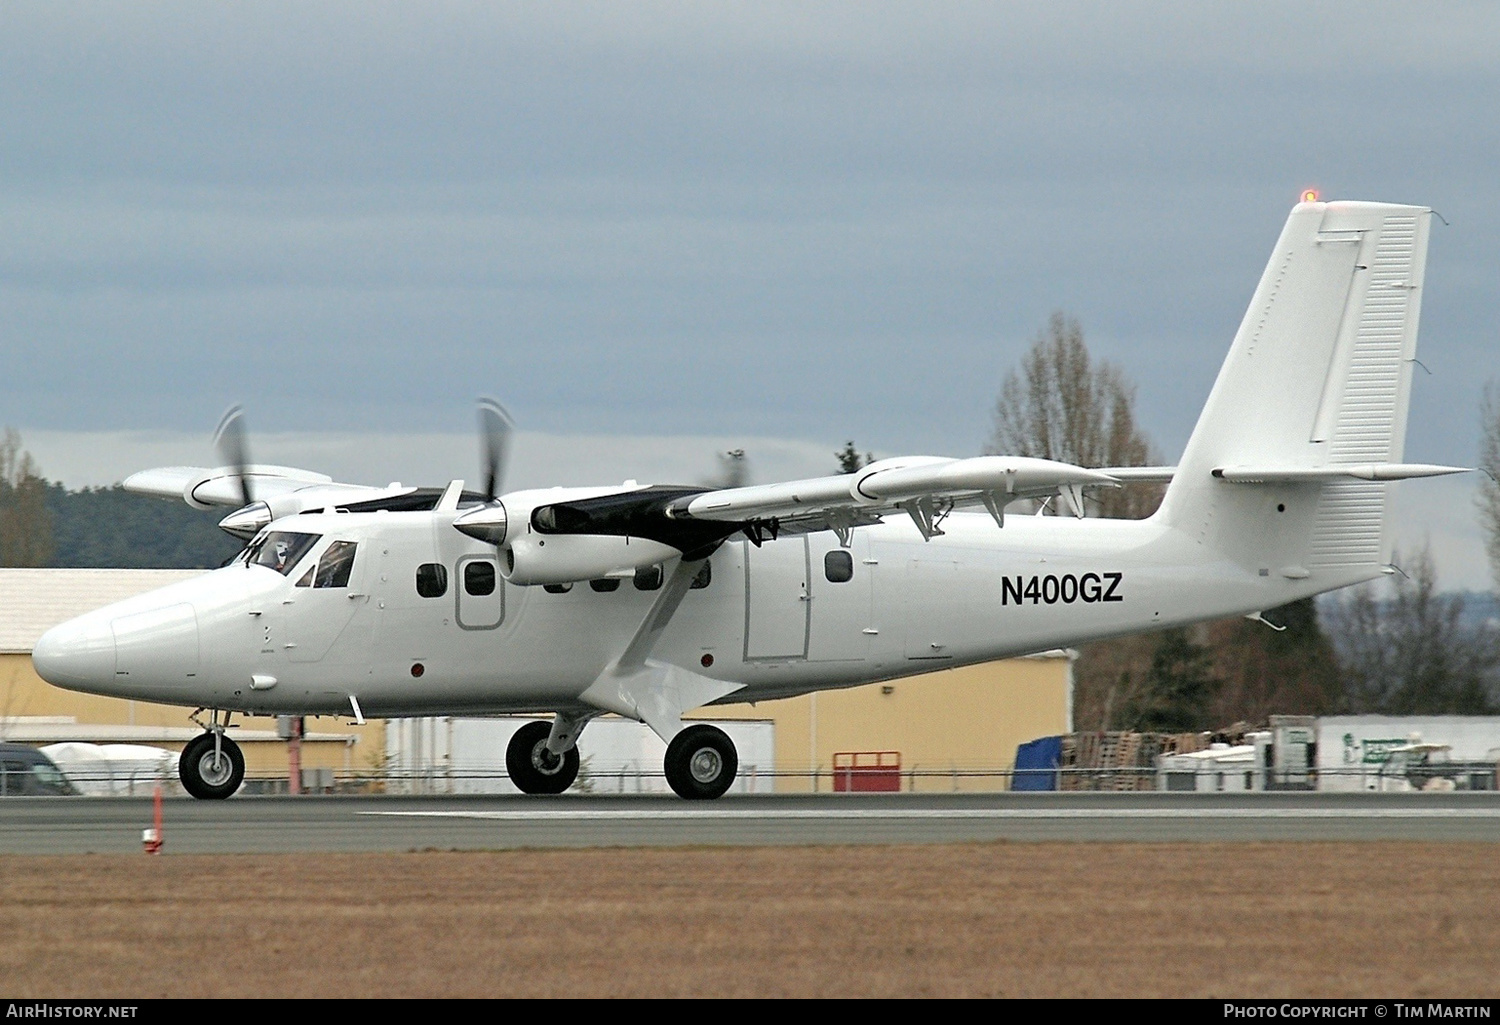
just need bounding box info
[664,724,738,800]
[504,718,741,799]
[179,711,245,800]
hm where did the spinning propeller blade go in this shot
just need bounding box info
[212,404,254,509]
[477,397,515,501]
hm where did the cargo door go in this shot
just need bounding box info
[903,558,957,660]
[743,537,809,660]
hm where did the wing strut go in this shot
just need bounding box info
[578,556,744,742]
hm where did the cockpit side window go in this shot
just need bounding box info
[313,541,359,588]
[249,532,322,576]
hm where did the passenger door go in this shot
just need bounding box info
[455,554,505,630]
[807,534,871,662]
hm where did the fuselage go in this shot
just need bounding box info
[32,503,1375,720]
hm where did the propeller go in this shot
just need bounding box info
[451,398,515,546]
[477,397,515,501]
[213,404,254,509]
[212,404,274,541]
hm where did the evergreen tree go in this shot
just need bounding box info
[835,441,873,474]
[1115,627,1220,731]
[44,483,240,569]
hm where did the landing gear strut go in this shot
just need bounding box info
[664,724,738,800]
[180,712,245,799]
[506,720,580,795]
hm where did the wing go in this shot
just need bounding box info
[453,454,1132,563]
[667,454,1122,541]
[123,465,341,509]
[1095,465,1177,483]
[122,463,427,538]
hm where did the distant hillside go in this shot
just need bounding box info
[45,483,241,569]
[1452,591,1500,632]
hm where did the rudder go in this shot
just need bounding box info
[1157,200,1433,575]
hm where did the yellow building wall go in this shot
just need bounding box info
[693,656,1071,792]
[0,653,379,780]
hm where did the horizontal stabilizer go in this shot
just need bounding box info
[1210,463,1470,483]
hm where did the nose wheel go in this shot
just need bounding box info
[506,719,580,795]
[664,724,738,800]
[180,731,245,800]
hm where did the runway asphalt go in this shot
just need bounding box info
[3,790,1500,853]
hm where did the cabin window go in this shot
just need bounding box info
[314,541,359,588]
[416,563,448,598]
[543,583,572,594]
[824,550,854,583]
[464,561,497,596]
[634,565,663,591]
[589,578,621,593]
[249,531,321,576]
[690,561,712,589]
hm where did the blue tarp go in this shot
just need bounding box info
[1012,735,1062,791]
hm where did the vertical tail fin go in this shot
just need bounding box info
[1158,200,1432,576]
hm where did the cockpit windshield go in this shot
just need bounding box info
[246,531,321,576]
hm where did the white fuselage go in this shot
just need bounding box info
[33,504,1374,719]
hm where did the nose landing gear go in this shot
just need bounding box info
[180,710,246,800]
[505,719,580,795]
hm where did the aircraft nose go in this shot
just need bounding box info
[32,613,117,693]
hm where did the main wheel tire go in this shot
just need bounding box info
[506,720,580,795]
[179,732,245,800]
[664,724,738,800]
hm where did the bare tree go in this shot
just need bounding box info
[0,427,54,567]
[1323,547,1500,714]
[989,311,1160,518]
[1478,381,1500,587]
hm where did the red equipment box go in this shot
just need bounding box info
[832,751,902,792]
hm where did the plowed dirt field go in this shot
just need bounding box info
[3,843,1497,998]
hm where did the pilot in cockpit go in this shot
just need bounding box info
[270,540,293,572]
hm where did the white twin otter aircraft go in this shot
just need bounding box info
[33,199,1469,800]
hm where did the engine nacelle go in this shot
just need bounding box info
[502,533,681,586]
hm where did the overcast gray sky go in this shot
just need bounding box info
[4,2,1499,580]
